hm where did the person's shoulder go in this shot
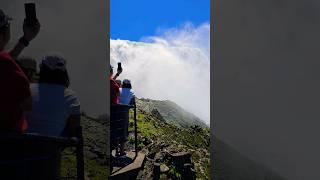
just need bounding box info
[64,88,78,97]
[130,89,135,95]
[0,52,16,69]
[110,79,120,88]
[64,88,80,107]
[110,78,117,84]
[0,52,13,61]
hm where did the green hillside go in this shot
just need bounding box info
[136,98,208,128]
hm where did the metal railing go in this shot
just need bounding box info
[0,126,84,180]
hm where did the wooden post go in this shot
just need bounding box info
[76,126,85,180]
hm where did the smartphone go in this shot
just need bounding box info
[117,62,122,71]
[25,3,37,26]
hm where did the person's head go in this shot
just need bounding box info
[122,79,132,89]
[39,54,70,87]
[116,80,122,87]
[0,9,11,51]
[110,65,113,78]
[17,56,37,81]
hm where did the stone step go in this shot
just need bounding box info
[110,151,146,180]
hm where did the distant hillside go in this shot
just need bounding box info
[136,98,208,128]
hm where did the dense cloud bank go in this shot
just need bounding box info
[111,23,210,124]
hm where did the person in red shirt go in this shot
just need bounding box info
[0,9,40,133]
[110,65,122,104]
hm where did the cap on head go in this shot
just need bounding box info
[40,54,67,71]
[123,79,131,85]
[0,9,12,30]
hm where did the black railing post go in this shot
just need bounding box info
[76,126,85,180]
[134,100,138,158]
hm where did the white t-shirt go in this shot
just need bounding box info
[119,88,135,105]
[26,83,80,136]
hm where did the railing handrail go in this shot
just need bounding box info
[0,126,85,180]
[0,133,79,147]
[111,104,135,109]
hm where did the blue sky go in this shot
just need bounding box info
[111,0,210,41]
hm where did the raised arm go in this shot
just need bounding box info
[112,66,123,80]
[10,20,40,59]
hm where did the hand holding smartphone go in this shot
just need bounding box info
[23,3,40,42]
[117,62,123,74]
[24,3,37,26]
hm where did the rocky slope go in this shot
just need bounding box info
[129,98,211,179]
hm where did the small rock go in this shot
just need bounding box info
[160,164,169,173]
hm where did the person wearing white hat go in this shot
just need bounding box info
[119,79,135,105]
[26,54,81,137]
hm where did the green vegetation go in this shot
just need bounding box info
[131,98,211,179]
[60,97,210,179]
[60,116,108,179]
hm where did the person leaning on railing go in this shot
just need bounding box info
[25,54,81,137]
[0,9,40,133]
[22,54,81,178]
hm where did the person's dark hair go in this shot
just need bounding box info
[39,64,70,87]
[122,82,132,89]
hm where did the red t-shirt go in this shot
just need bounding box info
[110,77,119,104]
[0,52,30,133]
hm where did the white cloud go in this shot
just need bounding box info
[111,23,210,124]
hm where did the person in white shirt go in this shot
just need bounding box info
[26,54,80,137]
[119,79,135,105]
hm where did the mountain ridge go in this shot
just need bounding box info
[136,98,208,128]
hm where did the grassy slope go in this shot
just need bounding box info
[130,104,211,179]
[60,116,108,179]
